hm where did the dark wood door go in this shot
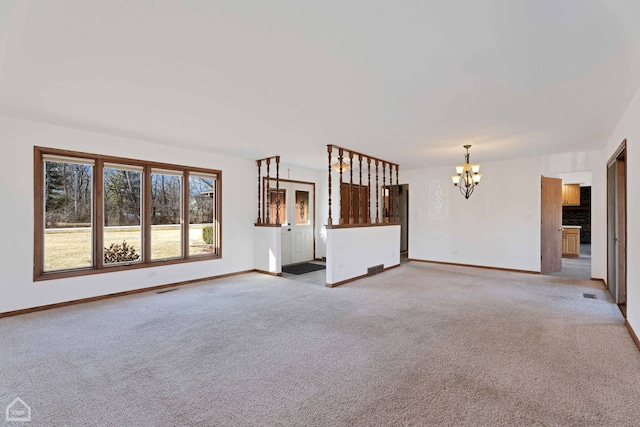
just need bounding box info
[340,183,369,224]
[541,176,563,273]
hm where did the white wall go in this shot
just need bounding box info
[604,85,640,335]
[0,117,256,313]
[326,225,400,286]
[404,150,605,277]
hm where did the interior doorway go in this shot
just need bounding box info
[555,171,592,280]
[607,140,627,316]
[399,184,409,261]
[380,183,409,262]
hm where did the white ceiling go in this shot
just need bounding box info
[1,0,640,170]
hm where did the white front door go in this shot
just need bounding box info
[288,183,314,264]
[268,179,314,266]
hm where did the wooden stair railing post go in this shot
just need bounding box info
[256,160,262,224]
[266,158,271,224]
[367,157,371,224]
[349,152,354,224]
[327,145,332,226]
[358,154,363,223]
[339,148,344,225]
[375,159,380,224]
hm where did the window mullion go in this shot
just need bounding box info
[183,170,190,259]
[143,165,152,264]
[95,159,104,270]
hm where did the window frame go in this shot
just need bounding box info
[34,147,222,281]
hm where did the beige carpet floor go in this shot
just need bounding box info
[1,262,639,426]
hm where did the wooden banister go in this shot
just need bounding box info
[326,145,400,229]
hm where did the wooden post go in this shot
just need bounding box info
[389,163,394,222]
[382,162,387,222]
[358,154,363,223]
[367,157,371,223]
[349,152,354,224]
[395,165,400,222]
[375,159,380,224]
[266,158,271,224]
[339,148,344,225]
[275,156,280,225]
[390,164,395,222]
[327,145,332,226]
[256,160,262,224]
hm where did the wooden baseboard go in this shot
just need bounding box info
[407,258,539,275]
[0,269,254,319]
[254,269,282,277]
[326,263,401,288]
[625,320,640,352]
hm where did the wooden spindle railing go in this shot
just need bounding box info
[326,145,399,228]
[255,155,282,226]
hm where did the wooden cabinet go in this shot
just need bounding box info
[562,227,580,258]
[562,184,580,206]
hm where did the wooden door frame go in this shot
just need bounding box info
[606,139,627,312]
[263,177,316,261]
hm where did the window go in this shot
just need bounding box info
[43,157,94,272]
[103,164,143,265]
[188,173,217,256]
[34,147,222,281]
[150,169,183,260]
[295,190,309,225]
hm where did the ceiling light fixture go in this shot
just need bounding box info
[332,159,349,172]
[451,144,481,199]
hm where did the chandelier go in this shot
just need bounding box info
[451,144,482,199]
